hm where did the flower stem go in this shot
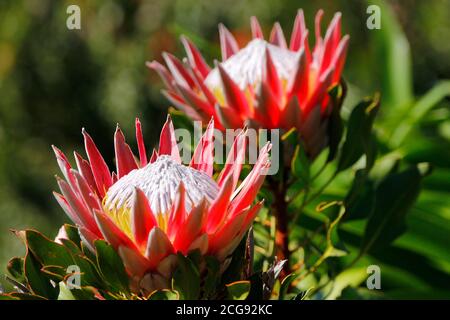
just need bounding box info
[268,172,291,278]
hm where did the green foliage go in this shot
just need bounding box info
[1,0,449,300]
[226,281,251,300]
[95,240,129,294]
[1,229,132,300]
[361,164,432,253]
[172,253,201,300]
[337,94,379,172]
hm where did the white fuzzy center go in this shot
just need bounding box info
[104,155,219,216]
[205,39,298,90]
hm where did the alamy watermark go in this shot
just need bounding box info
[366,265,381,290]
[173,121,280,175]
[66,5,81,30]
[66,265,81,289]
[366,5,381,30]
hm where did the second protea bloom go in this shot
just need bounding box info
[149,10,349,157]
[52,116,270,293]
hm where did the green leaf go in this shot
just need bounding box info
[203,256,220,298]
[172,253,200,300]
[72,254,104,288]
[69,286,98,300]
[226,281,251,300]
[8,293,47,300]
[57,282,76,300]
[344,169,376,221]
[94,240,129,294]
[7,257,25,282]
[338,95,380,172]
[59,238,83,255]
[361,163,432,253]
[391,81,450,147]
[279,273,297,300]
[63,224,82,248]
[0,294,19,300]
[148,289,180,300]
[24,250,58,299]
[41,265,66,282]
[291,144,310,184]
[327,81,347,162]
[326,268,368,300]
[25,230,74,267]
[370,0,413,109]
[293,288,313,300]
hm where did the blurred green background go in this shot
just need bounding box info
[0,0,449,298]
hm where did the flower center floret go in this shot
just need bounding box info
[103,155,219,233]
[205,38,298,92]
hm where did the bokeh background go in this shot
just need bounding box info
[0,0,449,298]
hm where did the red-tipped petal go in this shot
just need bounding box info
[57,177,100,235]
[135,118,148,167]
[79,226,100,252]
[314,9,324,47]
[181,36,211,79]
[229,143,271,217]
[269,22,287,48]
[190,118,214,176]
[146,60,175,91]
[190,67,220,109]
[214,104,244,129]
[263,47,282,101]
[74,151,98,195]
[145,227,174,268]
[304,67,333,117]
[118,245,151,277]
[149,149,158,163]
[167,183,186,240]
[53,192,82,226]
[188,234,208,255]
[111,172,118,184]
[71,169,102,211]
[287,48,308,102]
[131,188,158,249]
[255,80,281,128]
[208,209,247,254]
[219,23,239,61]
[206,173,234,234]
[250,16,264,39]
[290,9,307,51]
[82,129,112,197]
[242,200,264,232]
[173,199,207,254]
[217,129,247,190]
[158,115,181,163]
[93,210,135,250]
[52,145,76,189]
[114,125,138,178]
[319,12,342,74]
[330,35,349,83]
[175,83,215,116]
[162,52,196,88]
[217,64,250,116]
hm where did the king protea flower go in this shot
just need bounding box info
[149,10,349,157]
[52,116,270,293]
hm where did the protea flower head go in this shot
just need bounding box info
[52,116,270,293]
[149,9,349,157]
